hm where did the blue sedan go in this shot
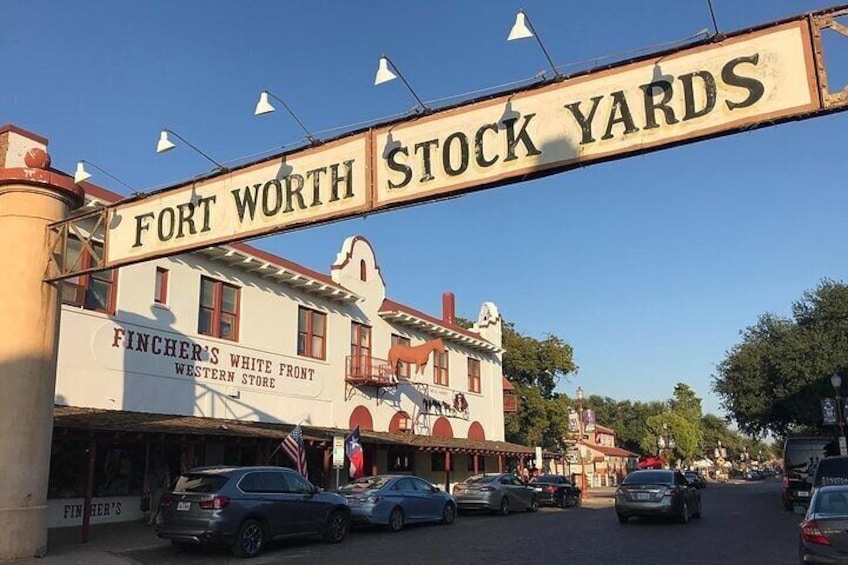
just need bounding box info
[338,475,456,532]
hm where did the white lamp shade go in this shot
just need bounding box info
[508,11,534,41]
[833,373,843,388]
[374,56,397,85]
[156,130,176,153]
[73,162,91,184]
[254,91,275,116]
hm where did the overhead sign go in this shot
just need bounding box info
[55,16,832,275]
[105,135,369,266]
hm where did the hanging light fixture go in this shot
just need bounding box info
[254,90,319,145]
[155,129,226,172]
[72,159,135,192]
[507,9,561,79]
[373,55,428,112]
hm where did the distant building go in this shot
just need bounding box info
[578,424,638,487]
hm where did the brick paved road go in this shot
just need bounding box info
[118,479,801,564]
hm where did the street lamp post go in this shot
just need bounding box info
[831,373,847,456]
[576,387,587,494]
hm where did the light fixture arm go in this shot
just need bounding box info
[263,91,318,145]
[78,160,135,192]
[384,56,429,112]
[163,129,226,171]
[518,14,561,79]
[706,0,720,36]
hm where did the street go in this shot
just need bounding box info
[116,478,802,564]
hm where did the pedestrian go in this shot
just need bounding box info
[520,466,529,483]
[145,458,171,526]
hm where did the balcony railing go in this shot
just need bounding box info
[345,355,397,387]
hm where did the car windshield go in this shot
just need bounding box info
[622,471,673,486]
[173,473,229,494]
[338,476,393,493]
[463,474,499,484]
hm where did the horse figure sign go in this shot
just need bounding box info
[387,338,445,382]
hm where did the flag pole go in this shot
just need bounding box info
[267,442,282,465]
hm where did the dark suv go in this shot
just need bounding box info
[155,466,350,558]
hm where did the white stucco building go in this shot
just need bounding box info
[40,147,529,528]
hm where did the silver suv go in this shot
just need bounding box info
[155,466,350,558]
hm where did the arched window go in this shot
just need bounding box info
[360,260,367,282]
[389,411,413,434]
[467,421,485,441]
[432,417,453,438]
[349,405,374,431]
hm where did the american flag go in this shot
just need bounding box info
[281,425,308,478]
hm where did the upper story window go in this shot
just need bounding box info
[154,267,169,305]
[350,322,371,377]
[198,276,240,341]
[434,349,449,387]
[391,334,411,379]
[61,236,117,315]
[467,358,481,393]
[359,260,367,282]
[298,306,326,360]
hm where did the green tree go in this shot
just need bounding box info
[502,321,578,449]
[713,280,848,437]
[503,322,577,398]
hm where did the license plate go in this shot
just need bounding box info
[798,491,809,498]
[177,501,191,511]
[635,493,650,501]
[534,487,542,492]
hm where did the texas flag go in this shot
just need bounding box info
[345,425,365,479]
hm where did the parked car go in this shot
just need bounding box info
[744,469,765,481]
[452,473,538,515]
[783,436,837,511]
[684,471,706,489]
[529,474,582,508]
[799,484,848,563]
[614,469,701,524]
[155,466,350,558]
[810,456,848,498]
[338,474,456,532]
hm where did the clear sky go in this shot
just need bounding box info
[4,0,847,421]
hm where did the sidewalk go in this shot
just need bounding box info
[14,521,168,565]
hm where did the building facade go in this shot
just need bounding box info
[39,146,532,529]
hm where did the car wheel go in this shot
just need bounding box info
[441,502,456,525]
[527,497,539,512]
[498,497,510,516]
[574,493,582,508]
[693,499,702,519]
[232,519,265,558]
[170,540,193,552]
[557,496,567,509]
[388,507,404,532]
[783,500,794,512]
[323,510,349,543]
[679,501,689,525]
[617,512,628,524]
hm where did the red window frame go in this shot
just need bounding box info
[154,267,169,305]
[434,350,449,387]
[198,276,240,341]
[298,306,326,360]
[350,322,372,378]
[467,358,481,393]
[61,236,117,315]
[391,334,411,379]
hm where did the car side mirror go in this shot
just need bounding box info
[431,485,440,493]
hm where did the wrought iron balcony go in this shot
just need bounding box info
[345,355,396,387]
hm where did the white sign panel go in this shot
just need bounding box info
[94,321,325,399]
[106,136,369,265]
[333,435,345,469]
[374,22,815,207]
[48,496,142,528]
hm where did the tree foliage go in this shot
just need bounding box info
[503,322,577,398]
[502,322,577,448]
[713,280,848,437]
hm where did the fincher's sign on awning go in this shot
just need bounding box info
[53,16,830,274]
